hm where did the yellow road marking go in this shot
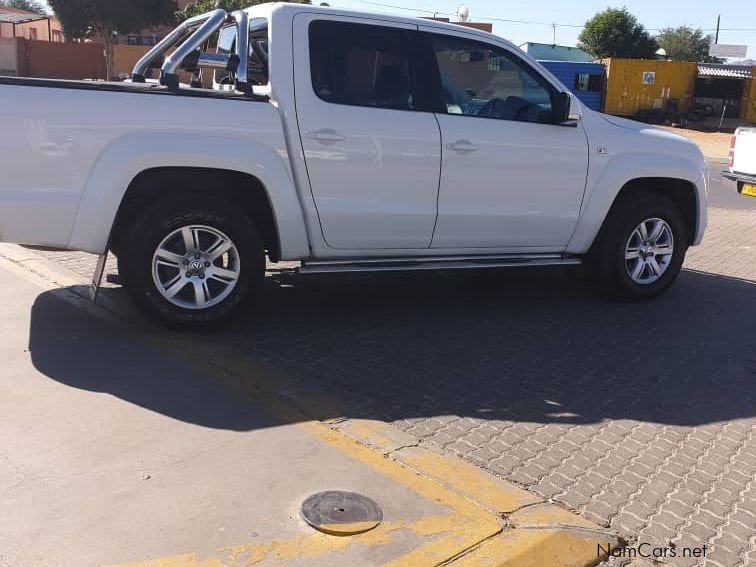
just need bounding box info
[451,528,615,567]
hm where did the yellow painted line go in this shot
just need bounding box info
[508,503,601,530]
[340,419,541,514]
[451,528,615,567]
[103,517,444,567]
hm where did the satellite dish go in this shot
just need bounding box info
[457,4,470,22]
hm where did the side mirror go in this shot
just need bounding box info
[553,91,571,124]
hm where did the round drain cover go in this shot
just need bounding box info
[301,490,383,536]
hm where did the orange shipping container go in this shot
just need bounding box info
[743,70,756,122]
[602,58,697,116]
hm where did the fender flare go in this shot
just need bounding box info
[566,152,707,254]
[67,132,310,258]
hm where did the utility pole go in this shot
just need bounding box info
[715,14,720,44]
[552,23,556,45]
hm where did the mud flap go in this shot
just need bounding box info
[90,251,108,303]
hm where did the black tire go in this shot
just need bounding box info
[119,196,265,330]
[596,194,688,301]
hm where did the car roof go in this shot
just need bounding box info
[246,2,518,50]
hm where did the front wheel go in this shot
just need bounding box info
[596,194,688,301]
[119,197,265,330]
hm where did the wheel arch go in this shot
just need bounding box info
[110,167,281,261]
[599,177,699,249]
[67,132,310,259]
[567,158,706,255]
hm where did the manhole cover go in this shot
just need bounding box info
[300,490,383,536]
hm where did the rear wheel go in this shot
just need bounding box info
[596,194,687,300]
[119,196,265,330]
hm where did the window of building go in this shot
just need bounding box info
[425,34,555,124]
[127,35,157,46]
[28,28,38,40]
[309,21,415,111]
[574,73,602,92]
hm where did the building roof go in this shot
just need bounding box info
[697,64,753,79]
[519,42,594,63]
[0,6,51,25]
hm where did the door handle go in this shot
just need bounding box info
[447,139,478,153]
[307,129,346,143]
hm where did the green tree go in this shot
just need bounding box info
[656,26,721,63]
[0,0,46,14]
[177,0,309,22]
[49,0,178,80]
[578,7,658,59]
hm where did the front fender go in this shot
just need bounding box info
[566,152,708,254]
[68,132,310,258]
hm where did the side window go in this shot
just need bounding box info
[309,21,415,111]
[428,34,555,124]
[215,18,269,86]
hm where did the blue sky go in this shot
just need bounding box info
[326,0,755,58]
[38,0,755,59]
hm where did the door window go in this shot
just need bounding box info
[309,21,415,111]
[426,34,556,124]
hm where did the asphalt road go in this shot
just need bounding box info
[707,163,756,210]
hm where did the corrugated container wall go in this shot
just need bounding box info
[602,59,697,116]
[744,69,756,122]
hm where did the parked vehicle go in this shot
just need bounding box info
[0,3,708,330]
[724,127,756,197]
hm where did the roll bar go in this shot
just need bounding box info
[131,8,251,93]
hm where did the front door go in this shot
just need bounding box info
[420,30,590,249]
[294,16,442,250]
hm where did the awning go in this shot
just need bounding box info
[697,64,752,79]
[0,9,55,40]
[0,12,50,25]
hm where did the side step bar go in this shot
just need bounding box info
[299,254,581,274]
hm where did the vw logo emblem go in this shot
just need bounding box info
[190,260,204,271]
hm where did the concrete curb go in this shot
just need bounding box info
[0,243,622,567]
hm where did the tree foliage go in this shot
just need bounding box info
[49,0,177,39]
[49,0,178,79]
[578,7,658,59]
[0,0,46,15]
[656,26,721,63]
[177,0,309,22]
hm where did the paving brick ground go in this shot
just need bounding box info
[32,200,756,567]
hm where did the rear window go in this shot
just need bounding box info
[215,18,269,86]
[308,20,415,111]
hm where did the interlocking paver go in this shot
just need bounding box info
[30,189,756,567]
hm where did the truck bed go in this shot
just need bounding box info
[0,79,285,252]
[0,76,266,102]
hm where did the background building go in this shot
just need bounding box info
[0,6,63,42]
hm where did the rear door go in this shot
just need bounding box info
[293,16,442,249]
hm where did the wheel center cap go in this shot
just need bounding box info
[189,260,204,272]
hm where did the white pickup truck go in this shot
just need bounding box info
[0,3,708,329]
[724,127,756,197]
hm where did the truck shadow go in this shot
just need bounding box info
[28,267,756,431]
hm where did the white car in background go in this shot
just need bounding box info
[724,127,756,197]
